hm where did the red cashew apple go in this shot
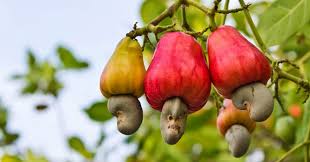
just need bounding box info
[208,25,273,122]
[217,99,256,157]
[144,32,211,144]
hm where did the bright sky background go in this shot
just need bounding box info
[0,0,259,161]
[0,0,143,161]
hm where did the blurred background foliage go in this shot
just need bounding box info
[1,0,310,162]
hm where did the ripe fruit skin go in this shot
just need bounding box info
[100,37,146,98]
[145,32,211,144]
[207,25,271,98]
[99,37,145,135]
[275,116,295,144]
[217,99,256,136]
[217,99,256,157]
[144,32,211,113]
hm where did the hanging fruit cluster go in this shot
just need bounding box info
[97,0,310,159]
[99,24,275,157]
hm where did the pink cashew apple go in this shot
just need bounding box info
[145,32,211,144]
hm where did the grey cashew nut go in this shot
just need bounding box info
[108,95,143,135]
[160,97,188,145]
[225,124,251,157]
[232,82,274,122]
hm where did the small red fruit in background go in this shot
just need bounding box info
[288,104,302,119]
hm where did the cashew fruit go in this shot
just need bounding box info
[100,37,146,135]
[208,25,273,122]
[145,32,211,144]
[217,99,256,157]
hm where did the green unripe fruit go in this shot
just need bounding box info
[275,116,295,144]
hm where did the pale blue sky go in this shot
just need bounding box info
[0,0,260,161]
[0,0,142,161]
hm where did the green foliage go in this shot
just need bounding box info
[14,46,88,98]
[0,101,19,146]
[231,12,250,36]
[57,46,89,69]
[67,136,94,159]
[140,0,169,25]
[1,150,50,162]
[180,5,207,31]
[84,100,112,123]
[3,0,310,161]
[275,116,295,143]
[0,104,7,129]
[258,0,310,46]
[14,51,63,97]
[24,150,49,162]
[1,154,22,162]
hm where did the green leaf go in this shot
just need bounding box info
[258,0,310,46]
[0,105,7,129]
[96,131,105,148]
[2,131,19,146]
[1,154,22,162]
[232,12,250,36]
[84,100,112,123]
[21,83,38,94]
[301,23,310,39]
[35,103,49,111]
[68,136,94,159]
[27,50,37,69]
[140,0,170,25]
[296,100,310,143]
[57,46,89,70]
[24,150,49,162]
[184,5,207,31]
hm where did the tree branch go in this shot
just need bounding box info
[217,4,251,14]
[276,141,310,162]
[126,1,182,38]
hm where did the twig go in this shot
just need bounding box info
[221,0,230,25]
[304,115,310,162]
[275,141,310,162]
[217,4,251,14]
[181,5,192,31]
[126,0,182,38]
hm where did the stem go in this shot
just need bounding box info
[239,0,310,99]
[150,2,182,26]
[298,51,310,65]
[186,0,211,14]
[238,0,267,53]
[181,5,192,31]
[276,141,310,162]
[126,1,182,38]
[304,116,310,162]
[277,69,310,90]
[126,23,176,38]
[217,4,250,14]
[221,0,230,25]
